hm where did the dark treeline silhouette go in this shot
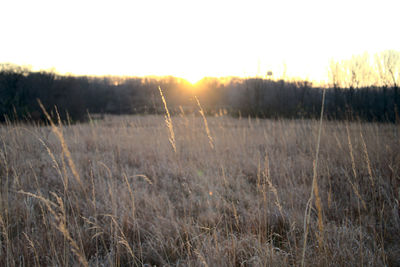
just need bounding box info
[1,63,399,123]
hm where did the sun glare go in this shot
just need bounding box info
[183,74,204,85]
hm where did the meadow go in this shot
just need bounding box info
[0,112,399,266]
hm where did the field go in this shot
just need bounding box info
[0,113,399,266]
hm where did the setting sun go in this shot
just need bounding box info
[178,72,205,85]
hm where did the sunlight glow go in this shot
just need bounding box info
[184,75,203,85]
[0,0,398,83]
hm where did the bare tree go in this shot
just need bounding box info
[375,50,400,88]
[348,53,374,88]
[328,59,341,88]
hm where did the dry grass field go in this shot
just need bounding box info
[0,112,399,266]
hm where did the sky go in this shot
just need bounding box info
[0,0,399,84]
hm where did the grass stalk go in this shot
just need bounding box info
[195,96,214,150]
[301,88,326,267]
[38,100,84,190]
[158,86,177,153]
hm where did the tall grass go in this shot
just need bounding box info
[0,111,399,266]
[195,96,214,150]
[159,86,176,153]
[302,88,326,267]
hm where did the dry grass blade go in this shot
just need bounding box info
[0,214,11,266]
[23,232,40,267]
[195,96,214,150]
[264,154,283,218]
[158,86,177,153]
[37,100,84,189]
[360,130,374,187]
[312,160,324,249]
[131,174,153,185]
[346,124,367,210]
[301,88,326,267]
[18,190,89,267]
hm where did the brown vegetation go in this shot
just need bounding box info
[0,113,399,266]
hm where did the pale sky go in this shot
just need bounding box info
[0,0,399,83]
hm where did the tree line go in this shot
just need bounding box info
[1,50,399,123]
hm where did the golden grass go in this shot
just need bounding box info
[0,112,399,266]
[195,96,214,150]
[302,89,326,267]
[158,86,177,153]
